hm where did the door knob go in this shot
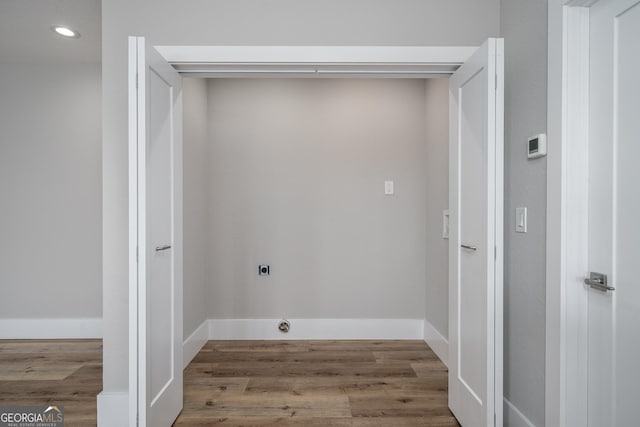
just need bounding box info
[461,244,477,251]
[155,245,172,252]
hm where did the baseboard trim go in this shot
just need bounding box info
[97,391,128,427]
[208,318,424,340]
[0,318,102,339]
[423,319,448,367]
[504,397,536,427]
[183,319,208,368]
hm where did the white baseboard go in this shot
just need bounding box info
[97,391,128,427]
[208,318,424,340]
[504,398,536,427]
[183,319,208,368]
[0,318,102,339]
[423,319,448,367]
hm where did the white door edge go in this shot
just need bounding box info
[128,35,143,427]
[494,37,505,427]
[546,1,605,425]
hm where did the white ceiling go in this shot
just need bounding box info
[0,0,101,64]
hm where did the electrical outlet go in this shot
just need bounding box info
[258,265,270,276]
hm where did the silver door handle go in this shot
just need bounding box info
[155,245,172,252]
[584,272,615,292]
[461,244,477,251]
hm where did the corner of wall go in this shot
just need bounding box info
[423,318,449,367]
[182,319,208,368]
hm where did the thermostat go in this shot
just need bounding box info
[528,133,547,159]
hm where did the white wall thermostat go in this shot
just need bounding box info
[527,133,547,159]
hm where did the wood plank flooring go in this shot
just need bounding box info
[0,339,102,426]
[175,340,460,426]
[0,339,459,426]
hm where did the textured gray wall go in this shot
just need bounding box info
[103,0,500,392]
[0,63,102,319]
[501,0,548,425]
[423,78,450,338]
[182,78,209,338]
[205,78,427,319]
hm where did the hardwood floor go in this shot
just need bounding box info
[0,339,459,426]
[0,339,102,426]
[175,340,460,426]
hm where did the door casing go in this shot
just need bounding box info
[546,1,605,425]
[127,41,504,426]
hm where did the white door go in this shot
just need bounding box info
[128,36,184,427]
[587,0,640,425]
[448,38,503,427]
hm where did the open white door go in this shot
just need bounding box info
[129,36,183,427]
[587,0,640,424]
[448,38,503,427]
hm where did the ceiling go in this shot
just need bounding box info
[0,0,101,64]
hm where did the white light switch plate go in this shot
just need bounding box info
[384,181,394,195]
[516,207,527,233]
[442,209,450,239]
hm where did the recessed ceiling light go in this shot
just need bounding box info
[51,25,80,38]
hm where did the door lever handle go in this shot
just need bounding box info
[155,245,172,252]
[461,244,477,251]
[584,272,615,292]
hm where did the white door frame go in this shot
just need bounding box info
[546,1,602,425]
[128,36,141,427]
[127,42,503,425]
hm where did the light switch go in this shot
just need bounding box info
[442,209,450,239]
[516,207,527,233]
[384,181,394,195]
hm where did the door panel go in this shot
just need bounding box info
[148,68,175,404]
[449,38,503,427]
[588,0,640,425]
[459,70,487,401]
[129,36,183,427]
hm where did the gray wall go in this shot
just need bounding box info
[103,0,500,393]
[501,0,548,425]
[205,78,427,319]
[182,78,209,337]
[423,78,450,338]
[0,63,102,319]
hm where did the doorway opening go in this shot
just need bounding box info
[128,40,503,427]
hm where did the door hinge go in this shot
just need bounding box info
[135,73,139,89]
[136,246,139,263]
[494,246,497,260]
[495,74,498,90]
